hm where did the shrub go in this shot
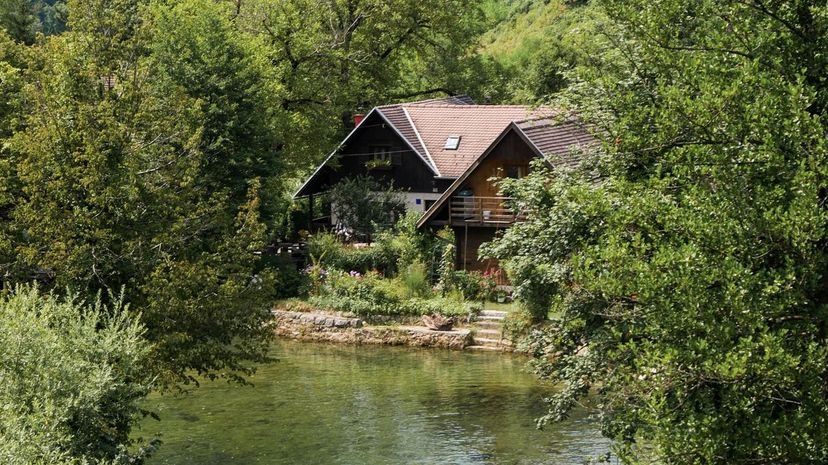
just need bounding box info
[454,270,497,302]
[0,285,154,464]
[309,269,479,318]
[307,231,400,275]
[400,261,431,298]
[501,309,535,345]
[327,176,404,240]
[307,231,342,264]
[392,211,434,271]
[261,254,308,299]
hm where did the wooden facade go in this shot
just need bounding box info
[298,112,452,196]
[421,126,542,281]
[462,130,534,198]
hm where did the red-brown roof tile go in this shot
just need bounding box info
[380,103,554,177]
[517,117,597,169]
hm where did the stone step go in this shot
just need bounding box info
[480,310,508,318]
[474,337,513,346]
[475,329,501,337]
[478,315,505,321]
[475,320,503,328]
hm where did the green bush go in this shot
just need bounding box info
[400,261,431,298]
[307,231,400,275]
[501,309,535,344]
[0,285,155,464]
[309,269,478,318]
[260,254,308,299]
[454,270,497,302]
[392,211,434,271]
[307,231,342,265]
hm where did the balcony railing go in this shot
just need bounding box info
[449,196,525,225]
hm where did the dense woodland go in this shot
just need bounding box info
[1,0,827,464]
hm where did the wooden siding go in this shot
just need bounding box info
[453,226,506,275]
[303,112,447,195]
[461,130,535,197]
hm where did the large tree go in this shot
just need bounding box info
[485,0,828,463]
[234,0,501,167]
[2,0,282,386]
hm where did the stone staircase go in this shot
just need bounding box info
[466,309,513,351]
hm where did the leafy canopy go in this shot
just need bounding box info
[1,0,281,386]
[485,0,828,463]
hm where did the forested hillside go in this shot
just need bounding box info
[480,0,604,101]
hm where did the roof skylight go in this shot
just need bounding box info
[444,135,461,150]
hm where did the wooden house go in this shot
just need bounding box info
[415,117,595,276]
[295,97,594,274]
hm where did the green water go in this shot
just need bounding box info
[138,340,608,465]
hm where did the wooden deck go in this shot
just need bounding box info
[449,196,525,226]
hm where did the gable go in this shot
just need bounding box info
[294,110,439,197]
[416,124,543,228]
[416,118,596,228]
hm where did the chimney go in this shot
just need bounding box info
[353,113,365,127]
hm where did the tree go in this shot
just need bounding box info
[485,0,828,463]
[235,0,499,167]
[328,175,404,241]
[0,285,154,464]
[3,0,280,387]
[0,0,40,44]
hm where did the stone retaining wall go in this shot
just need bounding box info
[274,310,364,328]
[272,310,472,350]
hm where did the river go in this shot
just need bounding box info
[137,340,609,465]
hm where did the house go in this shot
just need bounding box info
[415,116,595,275]
[294,96,594,274]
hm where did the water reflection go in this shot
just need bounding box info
[138,340,609,465]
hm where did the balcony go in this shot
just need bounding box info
[449,196,525,226]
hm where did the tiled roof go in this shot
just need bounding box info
[378,100,554,177]
[377,106,427,160]
[295,96,594,199]
[517,117,597,169]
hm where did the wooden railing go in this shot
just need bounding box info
[449,196,525,225]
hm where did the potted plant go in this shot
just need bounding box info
[495,289,508,303]
[365,158,392,170]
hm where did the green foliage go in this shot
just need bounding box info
[309,269,478,318]
[480,0,608,102]
[391,211,433,270]
[308,230,401,275]
[265,255,308,299]
[400,261,430,298]
[487,0,828,462]
[435,227,457,294]
[500,308,534,343]
[328,175,404,240]
[0,285,154,464]
[2,0,279,386]
[234,0,502,167]
[0,0,39,44]
[454,270,497,303]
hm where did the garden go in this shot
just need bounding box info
[277,212,513,327]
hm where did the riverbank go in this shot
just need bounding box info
[272,309,474,350]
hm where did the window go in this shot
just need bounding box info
[444,135,461,150]
[371,146,392,162]
[505,165,526,179]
